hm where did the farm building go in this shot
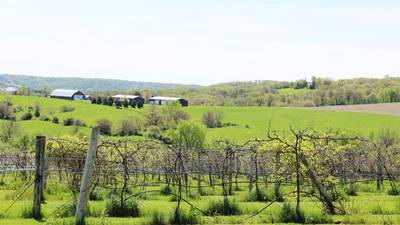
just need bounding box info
[49,89,86,100]
[112,95,145,104]
[149,96,188,107]
[5,87,18,95]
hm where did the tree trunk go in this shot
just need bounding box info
[274,150,282,201]
[299,153,336,215]
[376,148,383,191]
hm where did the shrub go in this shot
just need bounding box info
[147,125,163,139]
[74,119,86,127]
[305,211,333,224]
[91,98,97,104]
[105,196,140,217]
[205,199,241,216]
[278,202,305,223]
[54,201,91,218]
[202,110,224,128]
[20,205,35,218]
[1,121,19,142]
[130,101,137,108]
[247,187,273,202]
[160,185,173,195]
[123,99,129,108]
[40,116,50,121]
[137,101,144,108]
[34,104,41,117]
[96,119,112,135]
[107,97,114,106]
[117,117,142,136]
[20,112,33,121]
[387,188,399,196]
[345,184,358,196]
[89,189,104,201]
[145,106,163,127]
[63,118,75,126]
[148,210,168,225]
[60,105,74,113]
[52,117,59,124]
[161,102,189,128]
[169,207,199,225]
[0,103,13,120]
[370,205,388,215]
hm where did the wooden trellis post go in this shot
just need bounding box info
[33,135,46,220]
[75,128,100,225]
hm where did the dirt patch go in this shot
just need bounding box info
[315,103,400,116]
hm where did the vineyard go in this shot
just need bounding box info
[1,125,400,225]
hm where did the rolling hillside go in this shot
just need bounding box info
[1,95,399,142]
[0,74,198,91]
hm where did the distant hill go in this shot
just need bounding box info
[0,74,199,91]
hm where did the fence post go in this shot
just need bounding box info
[33,136,46,220]
[75,128,100,225]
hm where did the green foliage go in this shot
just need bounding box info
[205,199,241,216]
[0,102,13,120]
[305,211,333,224]
[20,112,32,121]
[279,202,305,223]
[170,121,206,150]
[160,185,173,195]
[105,196,140,217]
[147,210,168,225]
[34,104,41,118]
[52,117,59,124]
[247,187,273,202]
[55,201,87,218]
[63,118,75,126]
[60,105,74,113]
[387,188,399,196]
[20,205,35,219]
[89,189,104,201]
[169,207,199,225]
[96,119,112,135]
[345,184,358,196]
[116,117,142,136]
[74,119,86,127]
[202,110,224,128]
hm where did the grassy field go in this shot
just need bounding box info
[1,95,400,141]
[1,175,400,225]
[1,95,400,225]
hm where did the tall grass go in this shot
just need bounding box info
[205,199,241,216]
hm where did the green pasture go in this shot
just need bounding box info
[1,175,400,225]
[1,95,400,141]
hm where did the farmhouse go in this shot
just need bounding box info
[49,89,86,100]
[149,96,188,107]
[5,87,18,95]
[112,95,145,104]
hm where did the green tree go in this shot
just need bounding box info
[171,121,206,194]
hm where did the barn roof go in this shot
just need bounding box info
[5,87,18,92]
[150,96,184,101]
[50,89,82,97]
[112,95,142,99]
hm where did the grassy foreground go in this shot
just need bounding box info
[1,176,400,225]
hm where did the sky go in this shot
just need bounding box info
[1,0,400,85]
